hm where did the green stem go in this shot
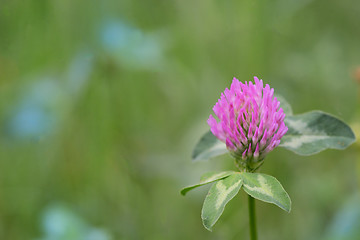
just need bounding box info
[248,195,257,240]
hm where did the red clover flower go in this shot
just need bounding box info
[207,77,288,171]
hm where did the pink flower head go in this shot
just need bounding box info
[207,77,288,170]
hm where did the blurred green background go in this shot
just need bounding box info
[0,0,360,239]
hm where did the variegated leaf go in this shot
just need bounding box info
[280,111,356,155]
[241,172,291,212]
[201,173,242,231]
[180,171,235,196]
[192,131,227,161]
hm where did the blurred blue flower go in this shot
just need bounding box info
[37,204,112,240]
[6,52,94,140]
[7,78,60,139]
[101,20,164,69]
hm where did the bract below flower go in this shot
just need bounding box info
[207,77,288,171]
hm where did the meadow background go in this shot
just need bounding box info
[0,0,360,239]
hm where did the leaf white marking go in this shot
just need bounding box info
[215,179,242,209]
[286,118,308,133]
[244,174,273,197]
[285,118,326,135]
[281,135,327,148]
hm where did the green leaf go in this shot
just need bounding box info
[241,172,291,212]
[201,173,242,231]
[180,171,235,196]
[275,94,293,116]
[192,131,227,161]
[280,111,356,155]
